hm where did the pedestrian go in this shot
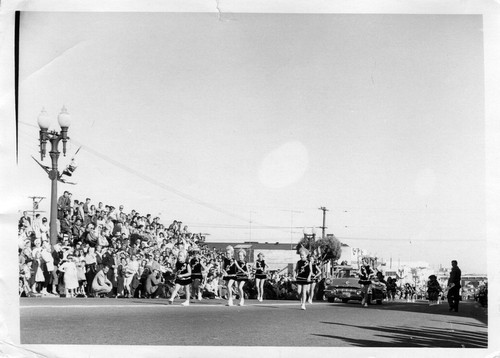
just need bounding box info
[294,248,312,310]
[254,252,268,302]
[427,274,442,306]
[169,250,192,306]
[447,260,462,312]
[222,245,237,307]
[234,249,250,306]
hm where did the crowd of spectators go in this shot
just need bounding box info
[18,192,302,301]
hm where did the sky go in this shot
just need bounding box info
[12,12,487,273]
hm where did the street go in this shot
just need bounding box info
[20,298,487,347]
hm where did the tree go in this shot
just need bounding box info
[296,234,342,264]
[316,235,342,263]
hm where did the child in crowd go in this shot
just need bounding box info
[169,250,192,306]
[203,274,219,299]
[76,259,87,297]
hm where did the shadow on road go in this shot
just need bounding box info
[315,321,487,348]
[326,301,487,325]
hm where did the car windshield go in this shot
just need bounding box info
[335,269,358,278]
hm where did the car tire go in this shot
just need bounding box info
[327,297,335,303]
[341,299,349,303]
[376,300,382,305]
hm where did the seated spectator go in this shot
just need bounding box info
[60,212,72,237]
[203,274,219,299]
[145,268,165,298]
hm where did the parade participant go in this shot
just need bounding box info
[386,277,397,302]
[358,257,375,307]
[254,252,268,302]
[222,245,237,306]
[447,260,462,312]
[404,283,416,303]
[169,250,192,306]
[308,255,321,304]
[234,249,250,306]
[427,274,442,306]
[294,248,312,310]
[92,265,112,296]
[190,249,204,301]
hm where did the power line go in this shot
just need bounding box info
[337,236,483,243]
[68,138,282,230]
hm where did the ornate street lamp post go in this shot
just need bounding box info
[37,107,71,247]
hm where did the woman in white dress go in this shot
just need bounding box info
[59,255,79,297]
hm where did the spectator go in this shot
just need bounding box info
[56,191,71,220]
[59,255,78,298]
[18,211,32,231]
[124,254,139,298]
[92,266,113,296]
[146,268,166,298]
[60,212,72,238]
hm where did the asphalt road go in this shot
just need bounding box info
[20,298,487,347]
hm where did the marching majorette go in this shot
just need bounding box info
[308,255,322,304]
[294,248,312,310]
[169,250,192,306]
[222,245,237,306]
[234,249,250,306]
[190,249,204,301]
[254,252,268,302]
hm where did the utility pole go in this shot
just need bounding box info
[318,206,328,239]
[249,211,256,241]
[281,209,303,250]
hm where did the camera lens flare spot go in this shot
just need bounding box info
[258,141,309,189]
